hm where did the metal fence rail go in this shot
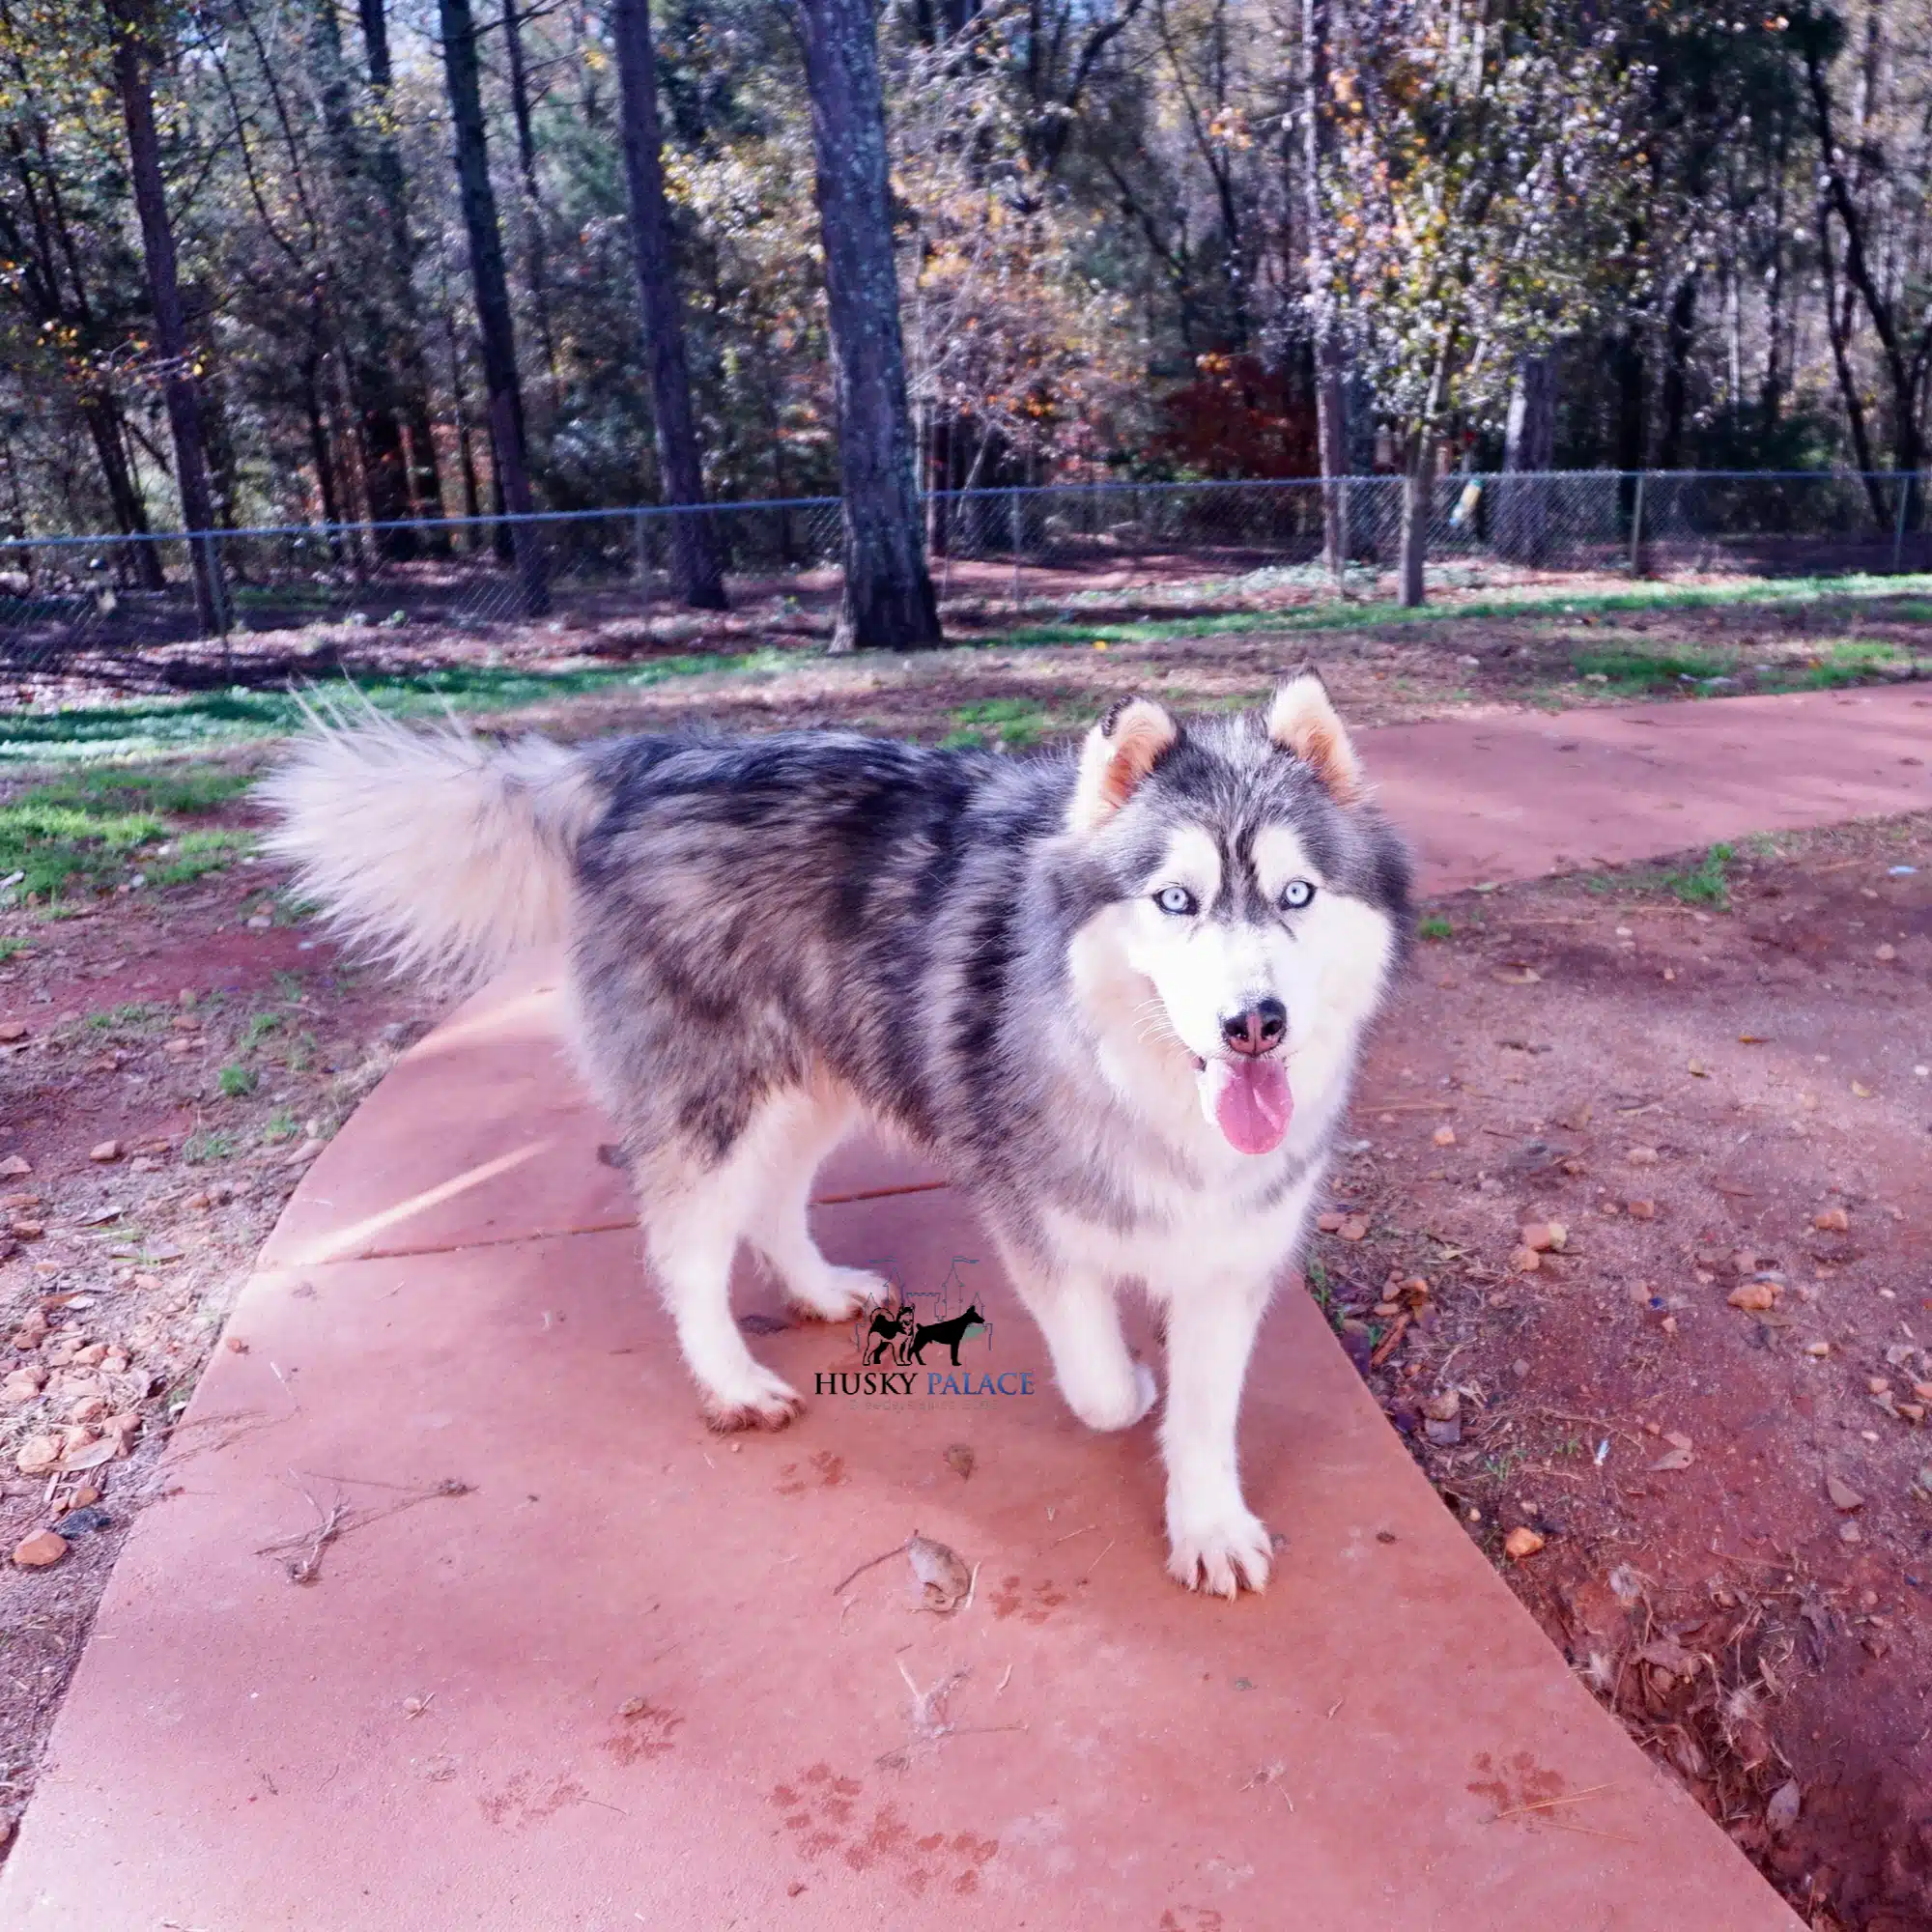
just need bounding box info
[2,471,1926,679]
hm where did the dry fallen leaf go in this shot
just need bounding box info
[1650,1445,1694,1471]
[1766,1780,1801,1836]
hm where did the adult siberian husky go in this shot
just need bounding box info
[265,676,1411,1597]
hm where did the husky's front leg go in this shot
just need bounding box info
[1158,1267,1277,1597]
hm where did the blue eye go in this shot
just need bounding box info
[1155,885,1197,916]
[1281,879,1316,910]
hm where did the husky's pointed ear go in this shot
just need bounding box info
[1069,696,1178,834]
[1267,670,1364,805]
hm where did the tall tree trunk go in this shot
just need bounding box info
[310,0,426,557]
[1609,324,1646,537]
[359,0,447,531]
[1398,345,1448,609]
[1398,430,1433,608]
[1498,352,1555,562]
[77,392,165,586]
[502,0,559,397]
[439,0,549,613]
[109,0,224,636]
[1816,198,1888,526]
[793,0,942,651]
[1301,0,1348,593]
[611,0,726,609]
[1657,273,1698,470]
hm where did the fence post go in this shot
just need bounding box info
[1892,473,1910,575]
[1630,470,1647,578]
[635,509,653,610]
[1009,489,1021,613]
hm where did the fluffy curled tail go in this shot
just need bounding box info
[260,702,602,990]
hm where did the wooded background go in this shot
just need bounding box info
[3,0,1929,617]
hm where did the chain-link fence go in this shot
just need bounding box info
[2,471,1926,686]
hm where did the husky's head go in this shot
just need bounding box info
[1058,674,1410,1157]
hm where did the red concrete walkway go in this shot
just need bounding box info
[12,682,1923,1930]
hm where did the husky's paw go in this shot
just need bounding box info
[784,1264,891,1324]
[1165,1499,1273,1599]
[699,1364,805,1434]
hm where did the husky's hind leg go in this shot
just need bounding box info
[1002,1248,1155,1433]
[632,1092,856,1432]
[743,1085,892,1322]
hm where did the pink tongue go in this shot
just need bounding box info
[1212,1057,1293,1155]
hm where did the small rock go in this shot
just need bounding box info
[1424,1417,1462,1447]
[11,1529,66,1568]
[245,913,273,930]
[1,1368,45,1406]
[1838,1520,1861,1544]
[1727,1281,1778,1312]
[1875,944,1896,962]
[1337,1215,1369,1241]
[88,1140,121,1163]
[944,1443,975,1481]
[1422,1391,1461,1423]
[1503,1526,1545,1560]
[1520,1221,1567,1253]
[1813,1206,1850,1233]
[0,1153,31,1178]
[1432,1125,1457,1147]
[1827,1476,1863,1512]
[66,1395,108,1425]
[15,1434,63,1475]
[163,1037,194,1057]
[70,1485,100,1508]
[1804,1340,1832,1358]
[49,1505,109,1538]
[0,1021,27,1042]
[1316,1211,1346,1233]
[1625,1146,1660,1166]
[1510,1244,1542,1273]
[1627,1199,1656,1219]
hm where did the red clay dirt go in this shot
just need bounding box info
[0,681,1926,1925]
[0,965,1799,1930]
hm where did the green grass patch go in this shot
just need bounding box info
[217,1063,258,1098]
[0,652,780,765]
[942,696,1054,750]
[87,1001,165,1032]
[0,798,168,898]
[1568,644,1732,691]
[1418,913,1454,940]
[184,1128,240,1163]
[147,826,253,887]
[261,1107,298,1144]
[1763,638,1911,692]
[1657,842,1736,907]
[24,765,254,816]
[240,1011,282,1052]
[0,936,31,961]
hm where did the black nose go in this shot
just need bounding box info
[1220,997,1287,1057]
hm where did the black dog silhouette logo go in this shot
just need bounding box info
[820,1259,1033,1400]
